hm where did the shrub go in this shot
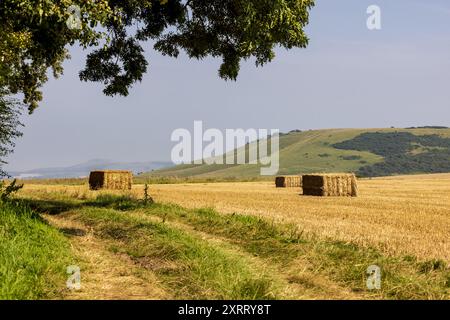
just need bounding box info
[0,179,23,202]
[0,91,23,177]
[333,132,450,177]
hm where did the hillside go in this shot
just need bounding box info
[142,127,450,178]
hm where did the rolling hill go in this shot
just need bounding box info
[141,127,450,178]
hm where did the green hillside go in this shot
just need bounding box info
[142,127,450,179]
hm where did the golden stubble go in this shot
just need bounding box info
[20,173,450,263]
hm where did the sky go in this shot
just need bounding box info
[5,0,450,171]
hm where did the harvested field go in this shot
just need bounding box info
[19,173,450,263]
[143,174,450,262]
[15,173,450,299]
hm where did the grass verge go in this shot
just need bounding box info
[19,193,450,300]
[72,206,280,299]
[0,200,72,299]
[127,201,450,300]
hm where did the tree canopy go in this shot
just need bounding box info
[0,0,315,113]
[0,90,23,177]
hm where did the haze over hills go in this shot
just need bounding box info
[9,159,172,179]
[142,127,450,179]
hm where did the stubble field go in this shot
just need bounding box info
[21,173,450,263]
[12,173,449,300]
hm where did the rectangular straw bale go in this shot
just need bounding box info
[275,175,302,188]
[89,170,133,190]
[302,173,358,197]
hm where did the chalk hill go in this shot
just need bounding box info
[143,127,450,178]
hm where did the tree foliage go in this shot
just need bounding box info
[334,132,450,177]
[0,90,23,177]
[0,0,113,112]
[0,0,315,113]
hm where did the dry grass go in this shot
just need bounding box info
[45,214,168,300]
[19,173,450,263]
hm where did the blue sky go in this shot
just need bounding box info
[6,0,450,171]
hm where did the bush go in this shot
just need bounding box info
[0,179,23,202]
[333,132,450,177]
[0,91,23,177]
[318,153,330,158]
[340,155,362,161]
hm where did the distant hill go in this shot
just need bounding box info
[9,159,172,179]
[142,128,450,178]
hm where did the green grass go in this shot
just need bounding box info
[28,195,450,299]
[123,200,450,300]
[11,193,450,300]
[73,206,279,299]
[0,200,72,299]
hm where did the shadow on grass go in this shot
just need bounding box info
[20,198,82,215]
[20,194,151,216]
[58,227,87,237]
[84,194,151,211]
